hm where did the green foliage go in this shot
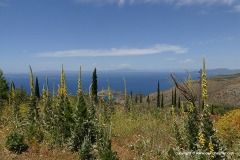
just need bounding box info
[174,122,185,150]
[98,133,118,160]
[54,97,74,145]
[43,97,53,131]
[5,131,28,154]
[78,136,95,160]
[70,92,88,151]
[0,69,9,101]
[186,104,199,151]
[92,68,98,103]
[14,86,29,106]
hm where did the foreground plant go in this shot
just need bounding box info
[5,131,28,154]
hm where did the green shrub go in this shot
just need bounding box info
[5,131,28,154]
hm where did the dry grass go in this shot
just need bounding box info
[111,108,177,160]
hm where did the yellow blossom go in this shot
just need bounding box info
[198,129,205,148]
[189,102,194,112]
[209,138,215,159]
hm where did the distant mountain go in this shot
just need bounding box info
[206,68,240,76]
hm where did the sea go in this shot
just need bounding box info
[5,71,204,95]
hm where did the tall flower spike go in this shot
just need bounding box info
[29,65,35,96]
[77,65,82,94]
[89,83,93,100]
[171,105,176,123]
[11,81,15,99]
[101,88,105,102]
[198,129,205,149]
[185,69,192,88]
[181,102,185,115]
[209,138,215,159]
[202,58,208,107]
[60,65,67,97]
[189,102,194,112]
[107,78,112,104]
[46,76,50,98]
[123,78,127,100]
[42,84,46,102]
[53,83,55,97]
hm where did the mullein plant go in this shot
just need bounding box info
[70,66,89,151]
[54,65,73,145]
[186,102,199,151]
[43,77,54,133]
[185,67,199,152]
[27,65,41,142]
[11,81,20,129]
[171,105,185,150]
[200,58,222,159]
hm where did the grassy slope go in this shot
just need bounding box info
[148,73,240,107]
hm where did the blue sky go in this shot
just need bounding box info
[0,0,240,73]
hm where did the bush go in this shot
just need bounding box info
[5,131,28,154]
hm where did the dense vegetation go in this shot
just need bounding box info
[0,59,239,159]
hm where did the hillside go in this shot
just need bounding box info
[148,73,240,107]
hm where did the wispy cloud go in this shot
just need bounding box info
[37,44,188,57]
[73,0,238,7]
[179,59,194,64]
[111,63,131,69]
[231,5,240,12]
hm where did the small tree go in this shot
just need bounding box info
[139,94,142,103]
[35,77,40,99]
[92,68,98,103]
[157,81,160,108]
[178,97,181,108]
[135,94,138,103]
[161,93,164,108]
[146,94,150,106]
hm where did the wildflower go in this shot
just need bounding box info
[198,129,205,148]
[189,102,194,112]
[209,138,215,159]
[77,65,82,95]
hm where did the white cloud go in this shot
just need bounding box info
[37,44,188,57]
[111,63,131,68]
[231,5,240,12]
[73,0,238,7]
[179,59,194,64]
